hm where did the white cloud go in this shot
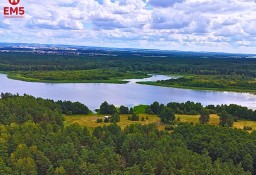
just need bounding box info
[243,21,256,35]
[147,0,184,7]
[0,0,256,53]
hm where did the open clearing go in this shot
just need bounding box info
[64,114,164,130]
[65,114,256,131]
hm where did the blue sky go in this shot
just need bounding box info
[1,0,256,53]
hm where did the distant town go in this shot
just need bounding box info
[0,42,256,58]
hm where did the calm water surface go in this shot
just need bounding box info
[0,74,255,110]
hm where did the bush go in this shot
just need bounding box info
[150,102,160,114]
[234,116,239,122]
[168,121,176,125]
[110,114,120,123]
[100,101,117,114]
[158,107,175,124]
[66,111,72,115]
[199,110,210,125]
[243,126,253,131]
[165,125,175,131]
[96,118,103,123]
[145,107,154,114]
[119,105,129,114]
[104,117,110,123]
[56,100,90,115]
[219,111,234,127]
[208,109,217,114]
[188,110,199,115]
[129,108,134,114]
[128,114,139,121]
[176,109,184,114]
[131,114,140,121]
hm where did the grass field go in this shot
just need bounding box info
[133,105,148,114]
[64,114,163,130]
[65,114,256,132]
[177,114,219,125]
[177,114,256,131]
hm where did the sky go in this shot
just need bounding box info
[1,0,256,53]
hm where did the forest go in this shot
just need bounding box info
[141,75,256,92]
[1,94,256,174]
[0,51,256,91]
[7,69,148,83]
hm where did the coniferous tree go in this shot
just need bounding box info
[158,107,175,124]
[199,110,210,124]
[219,110,234,127]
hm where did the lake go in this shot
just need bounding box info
[0,74,255,110]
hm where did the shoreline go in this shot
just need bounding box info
[1,71,256,94]
[137,81,256,94]
[3,72,145,84]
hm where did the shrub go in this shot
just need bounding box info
[96,118,103,123]
[104,118,110,123]
[131,114,140,121]
[145,107,154,114]
[188,110,199,115]
[243,126,253,131]
[128,114,139,121]
[100,101,117,114]
[110,114,120,123]
[158,106,175,124]
[66,111,72,115]
[119,105,129,114]
[165,125,175,131]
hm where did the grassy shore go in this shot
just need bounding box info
[7,73,129,84]
[138,81,256,93]
[3,70,150,84]
[64,113,256,132]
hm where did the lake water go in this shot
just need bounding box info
[0,74,255,110]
